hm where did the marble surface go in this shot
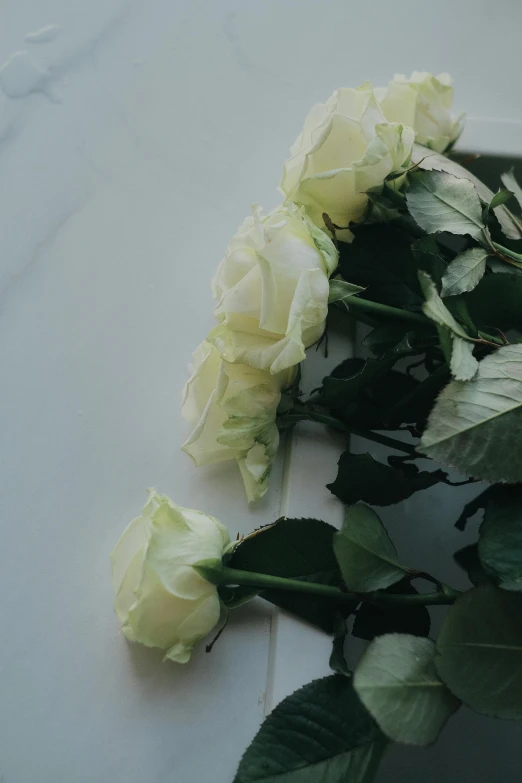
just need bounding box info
[1,1,522,781]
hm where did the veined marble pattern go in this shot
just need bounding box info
[1,2,522,781]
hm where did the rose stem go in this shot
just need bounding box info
[277,411,418,456]
[338,294,503,345]
[218,567,461,607]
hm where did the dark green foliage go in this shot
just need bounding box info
[411,235,447,287]
[228,518,356,632]
[467,272,522,332]
[337,224,423,308]
[478,485,522,590]
[352,579,431,641]
[327,452,446,506]
[387,364,450,432]
[453,544,489,586]
[363,324,415,356]
[254,154,522,778]
[454,487,493,531]
[329,617,350,676]
[317,334,441,432]
[436,585,522,719]
[234,676,386,783]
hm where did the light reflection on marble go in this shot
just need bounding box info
[1,1,522,781]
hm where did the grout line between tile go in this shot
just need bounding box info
[263,429,294,716]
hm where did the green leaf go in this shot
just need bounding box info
[328,357,365,379]
[228,518,353,632]
[490,187,514,210]
[321,360,420,431]
[329,616,350,676]
[441,248,489,296]
[366,187,405,223]
[363,324,414,356]
[418,271,470,339]
[329,277,366,304]
[410,144,520,240]
[501,168,522,212]
[354,634,459,746]
[454,487,493,531]
[338,224,423,308]
[233,675,386,783]
[487,257,522,275]
[265,571,357,633]
[445,294,478,336]
[478,485,522,591]
[229,518,336,576]
[467,272,522,332]
[334,505,407,591]
[352,578,431,641]
[406,170,485,240]
[437,325,453,363]
[321,336,413,408]
[362,371,419,429]
[388,364,450,431]
[420,344,522,483]
[450,336,478,381]
[321,358,388,408]
[435,583,522,719]
[453,544,489,586]
[327,452,446,506]
[411,235,447,287]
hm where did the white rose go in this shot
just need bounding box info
[377,72,463,154]
[111,490,231,663]
[181,341,292,502]
[209,202,337,375]
[280,83,414,235]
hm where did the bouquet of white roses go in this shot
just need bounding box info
[111,72,522,782]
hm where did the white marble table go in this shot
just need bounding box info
[1,2,522,781]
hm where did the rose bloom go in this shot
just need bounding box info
[376,71,463,154]
[182,341,293,502]
[209,202,338,375]
[111,490,231,663]
[280,82,414,236]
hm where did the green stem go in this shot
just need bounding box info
[337,287,504,347]
[490,240,522,269]
[506,209,522,236]
[342,296,429,326]
[277,410,418,456]
[477,330,505,347]
[219,567,460,607]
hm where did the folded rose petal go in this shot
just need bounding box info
[280,83,414,232]
[111,491,231,663]
[377,72,463,154]
[181,341,292,501]
[210,203,337,375]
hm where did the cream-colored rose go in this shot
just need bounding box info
[111,490,231,663]
[181,341,292,502]
[209,202,337,375]
[377,72,463,154]
[280,83,414,234]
